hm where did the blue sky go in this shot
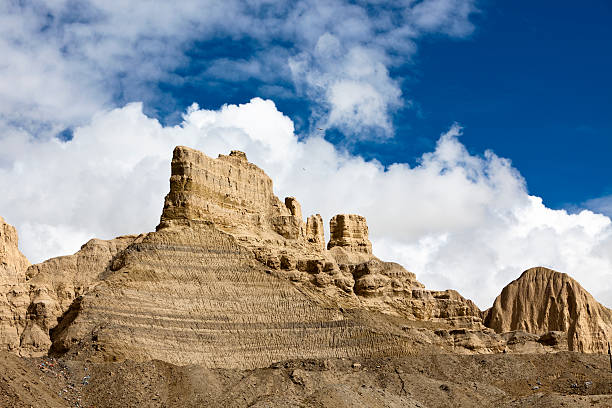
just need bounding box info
[1,0,612,307]
[129,0,612,211]
[404,1,612,209]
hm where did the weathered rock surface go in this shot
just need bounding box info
[328,214,372,254]
[50,223,419,368]
[0,216,30,352]
[305,214,325,251]
[159,147,305,241]
[45,146,492,366]
[6,146,602,369]
[19,235,140,356]
[484,266,612,352]
[0,216,30,282]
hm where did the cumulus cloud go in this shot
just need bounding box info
[1,98,612,310]
[584,195,612,218]
[0,0,477,140]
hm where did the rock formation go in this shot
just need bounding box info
[0,216,30,352]
[20,235,140,355]
[159,147,306,241]
[484,266,612,352]
[6,146,611,369]
[328,214,372,254]
[0,216,30,281]
[305,214,325,251]
[33,147,489,365]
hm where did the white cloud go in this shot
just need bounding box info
[2,98,612,311]
[3,0,609,313]
[409,0,477,36]
[286,0,478,137]
[584,195,612,218]
[0,0,477,140]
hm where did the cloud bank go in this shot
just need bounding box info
[1,98,611,309]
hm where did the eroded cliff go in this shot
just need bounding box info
[484,267,612,352]
[3,146,609,369]
[0,216,30,352]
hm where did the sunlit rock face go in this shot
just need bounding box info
[484,266,612,352]
[11,146,611,367]
[0,216,30,353]
[328,214,372,254]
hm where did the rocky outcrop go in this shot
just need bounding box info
[484,267,612,352]
[47,147,491,366]
[305,214,325,251]
[0,146,500,365]
[0,217,30,282]
[50,223,419,368]
[0,217,30,352]
[328,214,372,254]
[159,147,305,239]
[18,235,140,356]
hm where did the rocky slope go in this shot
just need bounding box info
[3,351,612,408]
[484,266,612,353]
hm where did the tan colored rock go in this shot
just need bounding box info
[160,146,289,232]
[18,235,140,356]
[50,223,413,368]
[284,197,302,219]
[0,216,30,282]
[0,147,499,363]
[305,214,325,251]
[43,147,490,367]
[327,214,372,254]
[0,216,30,352]
[484,266,612,352]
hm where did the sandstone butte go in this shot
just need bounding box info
[1,146,612,370]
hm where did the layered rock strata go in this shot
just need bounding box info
[484,267,612,352]
[4,146,570,365]
[328,214,372,254]
[305,214,325,251]
[51,223,415,367]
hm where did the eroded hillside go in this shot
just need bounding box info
[1,146,611,387]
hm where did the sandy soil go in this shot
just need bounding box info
[2,351,612,407]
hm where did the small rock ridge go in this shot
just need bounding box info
[228,150,247,160]
[484,266,612,352]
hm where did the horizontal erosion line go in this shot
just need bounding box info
[127,243,248,256]
[86,310,355,331]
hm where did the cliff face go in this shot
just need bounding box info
[20,235,140,356]
[0,146,512,365]
[0,216,30,352]
[484,266,612,352]
[159,147,305,240]
[47,147,486,367]
[328,214,372,254]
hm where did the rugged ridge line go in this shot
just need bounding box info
[4,146,611,368]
